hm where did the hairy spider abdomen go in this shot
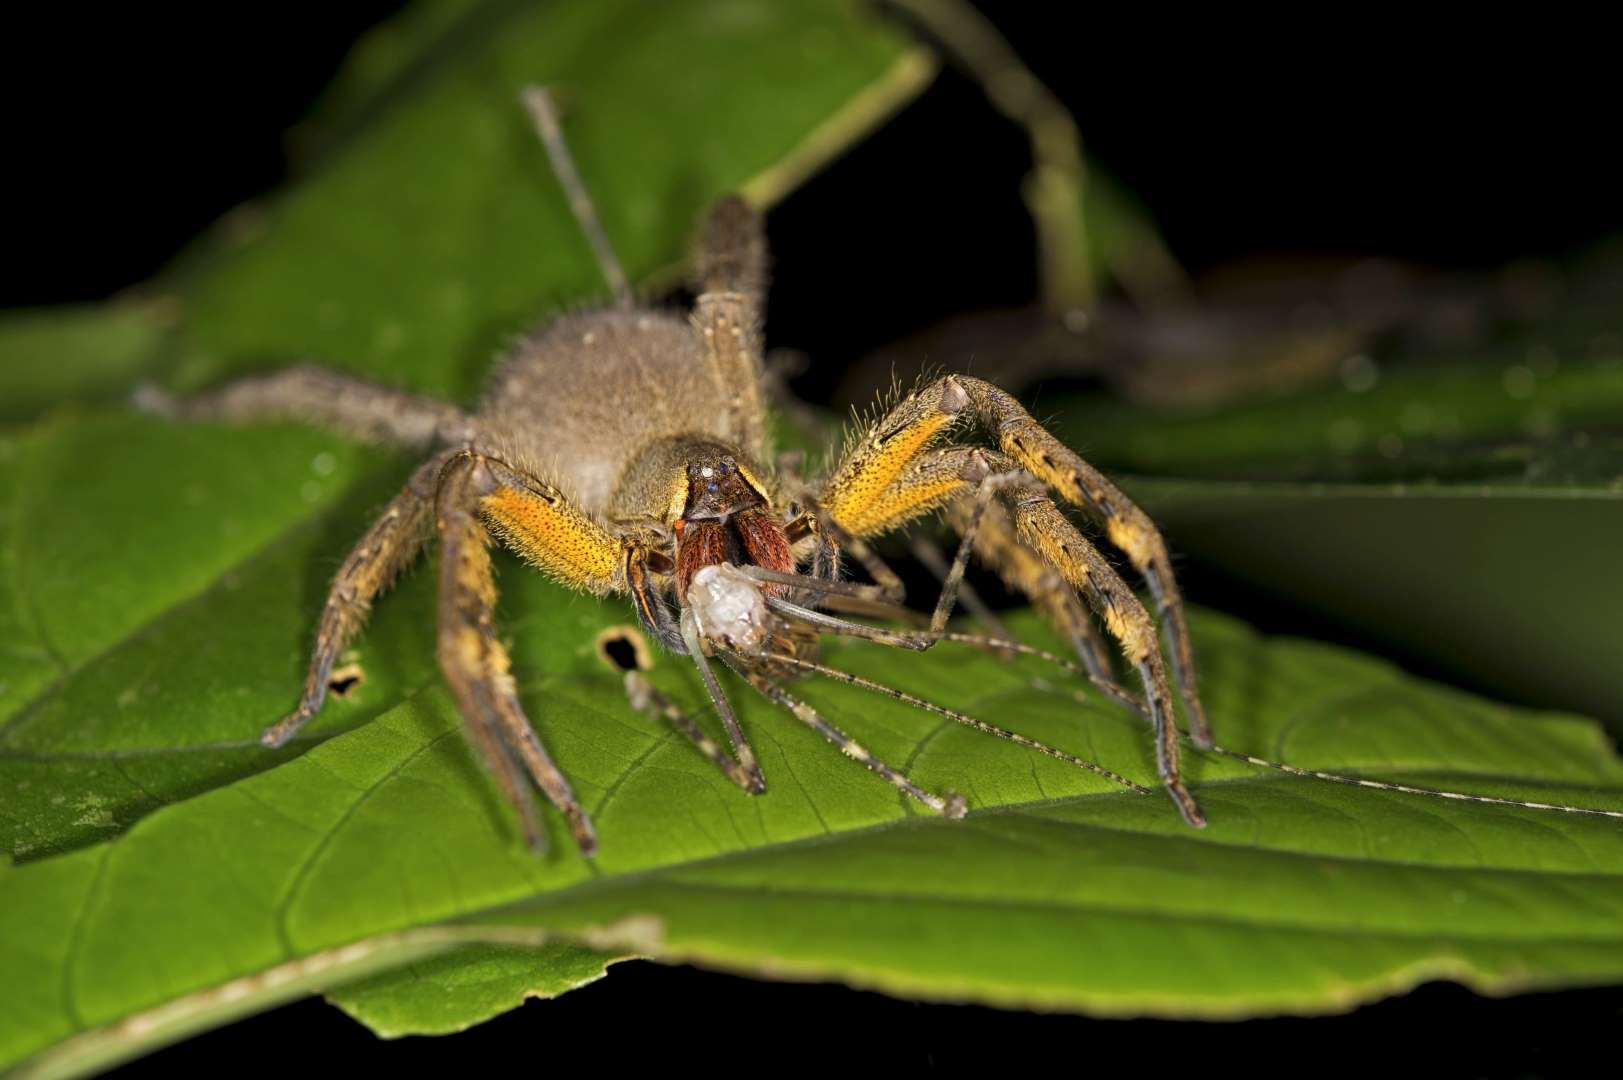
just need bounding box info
[478,309,741,516]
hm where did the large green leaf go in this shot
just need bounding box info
[6,0,1623,1074]
[6,605,1623,1075]
[0,0,931,861]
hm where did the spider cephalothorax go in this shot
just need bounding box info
[667,445,794,602]
[144,87,1218,856]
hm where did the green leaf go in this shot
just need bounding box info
[1056,384,1623,728]
[1041,256,1623,726]
[6,606,1623,1074]
[6,0,1623,1072]
[0,303,174,422]
[326,941,619,1038]
[1053,354,1623,490]
[0,0,928,862]
[159,0,932,403]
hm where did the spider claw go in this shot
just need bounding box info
[943,792,969,820]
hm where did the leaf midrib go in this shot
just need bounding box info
[504,875,1623,947]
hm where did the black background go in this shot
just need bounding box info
[6,4,1621,1075]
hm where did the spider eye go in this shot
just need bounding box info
[706,482,718,493]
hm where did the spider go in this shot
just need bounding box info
[163,85,1590,857]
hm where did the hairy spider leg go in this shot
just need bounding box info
[261,448,460,747]
[134,364,475,449]
[435,452,597,855]
[819,380,1207,826]
[943,495,1117,685]
[828,375,1211,747]
[955,376,1212,747]
[475,450,773,817]
[694,195,771,462]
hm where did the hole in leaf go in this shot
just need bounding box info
[596,625,651,673]
[327,661,365,698]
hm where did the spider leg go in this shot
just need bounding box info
[1003,478,1205,826]
[934,449,1205,825]
[520,87,633,309]
[944,494,1117,686]
[436,451,600,855]
[907,533,1017,654]
[722,656,966,819]
[821,409,1205,825]
[693,195,770,461]
[824,374,1212,748]
[262,448,458,747]
[134,364,474,449]
[954,375,1212,747]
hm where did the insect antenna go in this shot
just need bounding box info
[520,86,633,309]
[753,650,1150,794]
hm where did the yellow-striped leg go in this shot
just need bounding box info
[820,429,1205,826]
[262,449,457,747]
[823,374,1211,748]
[436,452,605,854]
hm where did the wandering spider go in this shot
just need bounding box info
[141,89,1622,854]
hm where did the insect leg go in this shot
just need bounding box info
[758,651,1150,794]
[436,452,598,855]
[135,364,474,449]
[262,448,457,747]
[679,612,768,794]
[622,671,765,794]
[724,658,966,818]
